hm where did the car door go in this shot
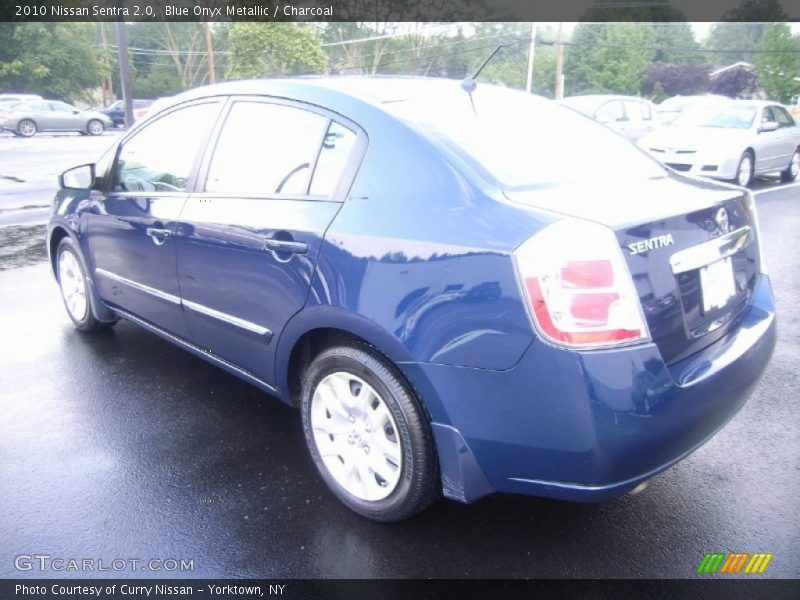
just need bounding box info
[772,105,799,165]
[593,100,626,136]
[621,100,657,142]
[24,101,56,130]
[176,98,364,386]
[754,106,784,172]
[84,100,223,338]
[47,102,80,130]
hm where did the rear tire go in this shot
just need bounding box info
[733,151,754,187]
[56,237,115,333]
[301,343,440,522]
[17,119,36,137]
[780,147,800,182]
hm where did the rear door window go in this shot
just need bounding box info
[205,101,352,198]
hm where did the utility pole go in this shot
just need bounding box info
[98,23,113,106]
[203,22,216,85]
[525,22,537,93]
[116,21,134,128]
[554,23,565,100]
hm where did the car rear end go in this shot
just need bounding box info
[387,83,776,502]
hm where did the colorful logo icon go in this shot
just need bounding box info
[697,552,773,574]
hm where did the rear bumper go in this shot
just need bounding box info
[402,274,776,503]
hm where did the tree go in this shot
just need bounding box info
[0,23,105,102]
[705,23,768,63]
[651,22,705,64]
[642,62,710,98]
[227,23,328,79]
[709,67,759,99]
[565,22,655,95]
[754,23,800,104]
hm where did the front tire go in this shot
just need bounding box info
[301,343,440,522]
[87,119,104,136]
[780,147,800,182]
[734,151,754,187]
[17,119,36,137]
[56,237,115,332]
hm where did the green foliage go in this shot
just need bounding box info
[651,22,705,64]
[705,23,768,63]
[0,23,105,102]
[565,23,655,96]
[754,23,800,104]
[227,23,328,79]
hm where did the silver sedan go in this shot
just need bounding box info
[638,100,800,187]
[0,100,113,137]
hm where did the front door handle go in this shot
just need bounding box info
[263,238,308,254]
[146,227,172,246]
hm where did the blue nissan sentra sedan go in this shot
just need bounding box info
[47,78,776,521]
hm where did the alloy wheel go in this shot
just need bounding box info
[737,155,752,186]
[58,250,88,322]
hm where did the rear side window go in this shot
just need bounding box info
[205,102,330,196]
[309,121,357,196]
[114,102,220,193]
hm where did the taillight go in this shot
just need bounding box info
[513,219,650,349]
[744,190,766,274]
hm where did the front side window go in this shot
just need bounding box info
[773,106,795,127]
[50,102,74,113]
[595,101,625,124]
[113,102,220,193]
[205,102,330,196]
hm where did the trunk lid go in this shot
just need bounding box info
[505,175,760,363]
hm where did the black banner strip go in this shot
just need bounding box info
[1,0,799,23]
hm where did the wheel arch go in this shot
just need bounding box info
[48,225,71,278]
[276,307,420,409]
[48,225,116,323]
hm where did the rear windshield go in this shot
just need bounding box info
[385,85,665,190]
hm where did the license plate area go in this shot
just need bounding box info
[700,257,736,314]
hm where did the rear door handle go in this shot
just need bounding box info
[146,227,172,245]
[263,238,308,254]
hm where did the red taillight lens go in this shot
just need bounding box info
[561,260,613,288]
[514,220,649,349]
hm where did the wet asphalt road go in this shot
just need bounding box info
[1,183,798,579]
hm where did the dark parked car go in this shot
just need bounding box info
[47,78,776,521]
[561,94,660,141]
[92,99,154,127]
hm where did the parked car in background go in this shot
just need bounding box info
[0,93,43,104]
[0,100,113,137]
[92,99,154,128]
[639,100,800,186]
[48,78,775,521]
[657,95,729,125]
[560,94,660,142]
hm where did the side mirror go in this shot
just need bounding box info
[60,164,95,190]
[759,121,779,133]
